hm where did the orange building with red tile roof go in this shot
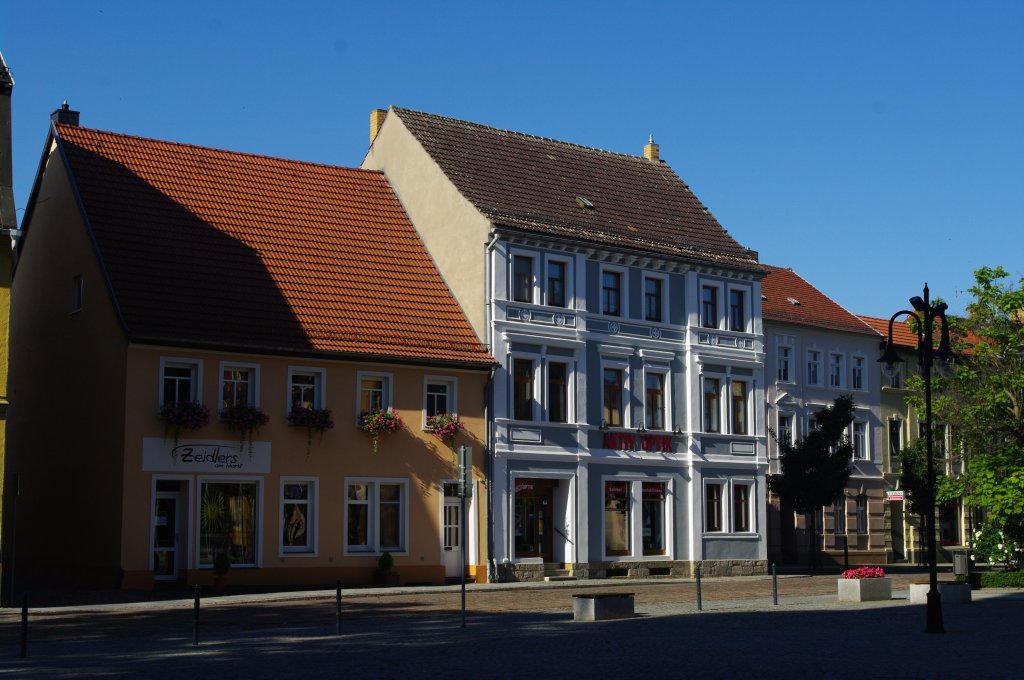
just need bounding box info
[4,106,494,591]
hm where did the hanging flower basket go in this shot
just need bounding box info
[220,405,269,455]
[359,407,404,452]
[426,412,464,462]
[287,406,334,457]
[159,400,211,447]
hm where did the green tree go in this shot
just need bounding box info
[919,266,1024,569]
[770,395,856,568]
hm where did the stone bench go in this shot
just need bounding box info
[909,581,972,605]
[573,592,635,621]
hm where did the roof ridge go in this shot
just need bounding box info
[392,106,660,165]
[57,123,384,177]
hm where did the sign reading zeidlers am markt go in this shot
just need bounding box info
[142,437,271,473]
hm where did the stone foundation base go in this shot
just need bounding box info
[506,559,768,582]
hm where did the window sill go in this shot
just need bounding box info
[703,532,760,540]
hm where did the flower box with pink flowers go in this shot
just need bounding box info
[837,566,891,602]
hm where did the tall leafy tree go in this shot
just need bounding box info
[920,266,1024,568]
[770,395,856,567]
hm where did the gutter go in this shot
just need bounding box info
[483,230,499,581]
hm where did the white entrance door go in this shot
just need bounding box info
[153,492,183,580]
[442,483,462,578]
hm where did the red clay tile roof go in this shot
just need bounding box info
[859,315,917,348]
[391,108,761,271]
[761,265,880,336]
[54,124,494,366]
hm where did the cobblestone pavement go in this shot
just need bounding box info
[2,573,1021,679]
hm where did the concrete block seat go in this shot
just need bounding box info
[573,593,635,621]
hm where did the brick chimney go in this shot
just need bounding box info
[51,101,80,126]
[370,108,387,144]
[643,134,660,162]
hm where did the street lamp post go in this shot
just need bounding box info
[879,283,952,634]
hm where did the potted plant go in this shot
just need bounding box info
[426,412,465,462]
[287,406,334,457]
[837,566,891,602]
[212,550,231,591]
[159,400,211,446]
[373,551,400,586]
[220,404,269,455]
[359,407,404,453]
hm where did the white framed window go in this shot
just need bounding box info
[161,357,202,406]
[777,413,794,448]
[602,360,629,428]
[643,273,668,323]
[546,360,571,424]
[281,477,317,555]
[358,371,393,415]
[704,479,755,534]
[700,283,722,329]
[602,478,672,559]
[888,363,904,389]
[423,376,457,425]
[777,337,794,382]
[852,421,868,460]
[644,369,668,431]
[851,356,866,391]
[829,353,845,388]
[702,374,722,433]
[727,285,749,332]
[345,478,408,554]
[220,362,260,409]
[600,265,627,317]
[545,255,571,308]
[704,480,724,532]
[511,356,537,421]
[806,350,822,386]
[198,477,260,568]
[288,366,325,411]
[731,480,754,533]
[833,497,847,535]
[856,494,868,534]
[511,252,538,304]
[730,379,749,435]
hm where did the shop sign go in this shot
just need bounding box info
[605,481,629,496]
[603,432,673,453]
[886,490,905,501]
[142,437,271,473]
[514,480,535,494]
[642,482,665,499]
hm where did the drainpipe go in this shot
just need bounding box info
[483,231,499,581]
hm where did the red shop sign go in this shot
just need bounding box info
[515,481,535,494]
[642,482,665,498]
[605,481,629,496]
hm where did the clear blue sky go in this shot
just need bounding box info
[4,1,1022,319]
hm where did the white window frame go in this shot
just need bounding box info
[219,361,261,409]
[197,476,262,568]
[729,377,750,435]
[701,372,725,434]
[510,250,539,305]
[510,354,539,422]
[642,272,669,324]
[544,359,573,424]
[700,281,724,329]
[600,264,628,318]
[160,357,203,406]
[287,366,326,413]
[703,479,726,533]
[544,254,572,308]
[852,420,869,460]
[851,356,866,391]
[602,476,674,560]
[829,352,845,388]
[356,371,393,419]
[777,412,795,447]
[280,477,318,556]
[601,358,631,429]
[343,477,409,555]
[776,336,794,383]
[642,365,670,431]
[806,349,822,386]
[423,375,458,427]
[730,479,756,534]
[726,284,750,333]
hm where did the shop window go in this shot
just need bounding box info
[346,479,407,553]
[604,481,630,556]
[161,359,201,406]
[282,479,316,554]
[705,482,723,532]
[289,367,325,410]
[642,482,667,555]
[512,358,535,421]
[547,362,569,423]
[221,363,259,408]
[200,480,258,567]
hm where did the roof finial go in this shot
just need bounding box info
[644,134,660,162]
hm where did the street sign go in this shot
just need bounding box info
[458,445,473,498]
[886,490,905,501]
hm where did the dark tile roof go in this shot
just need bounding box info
[53,124,494,366]
[761,265,880,336]
[391,108,761,270]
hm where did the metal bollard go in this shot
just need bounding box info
[193,584,200,647]
[772,563,778,605]
[695,565,703,611]
[20,594,27,659]
[335,580,342,636]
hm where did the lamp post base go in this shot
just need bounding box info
[925,589,945,634]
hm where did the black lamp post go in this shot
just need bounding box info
[879,283,952,634]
